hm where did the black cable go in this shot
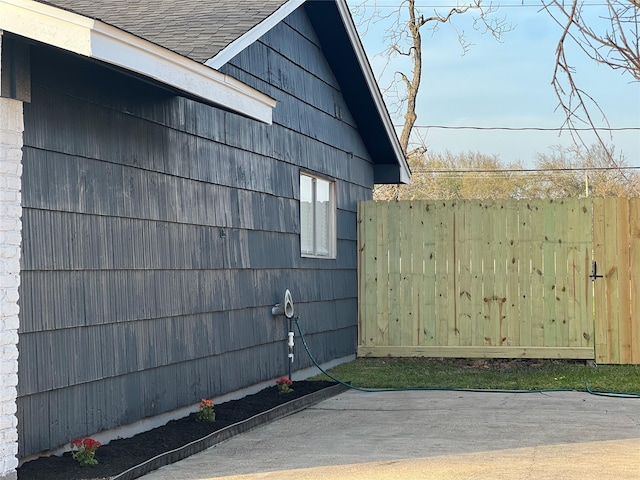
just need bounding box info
[367,3,616,8]
[397,126,640,131]
[411,166,640,174]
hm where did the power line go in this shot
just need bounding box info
[412,166,640,173]
[357,3,617,8]
[395,125,640,131]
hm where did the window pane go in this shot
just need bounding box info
[300,175,314,255]
[315,179,331,255]
[300,173,334,258]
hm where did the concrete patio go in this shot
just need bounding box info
[139,388,640,479]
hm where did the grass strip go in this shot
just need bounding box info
[311,358,640,393]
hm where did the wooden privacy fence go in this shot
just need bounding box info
[357,198,640,364]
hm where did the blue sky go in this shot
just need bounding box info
[348,1,640,167]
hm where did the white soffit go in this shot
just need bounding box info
[0,0,276,124]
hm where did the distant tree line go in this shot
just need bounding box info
[374,144,639,200]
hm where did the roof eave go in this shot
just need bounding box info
[334,0,410,185]
[0,0,276,124]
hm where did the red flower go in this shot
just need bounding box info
[276,377,292,386]
[71,437,101,452]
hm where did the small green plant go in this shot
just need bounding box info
[276,376,294,394]
[197,398,216,422]
[70,437,101,466]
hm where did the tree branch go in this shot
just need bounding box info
[543,0,639,194]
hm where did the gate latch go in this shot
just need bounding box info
[590,261,604,282]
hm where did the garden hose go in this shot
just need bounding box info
[294,318,640,398]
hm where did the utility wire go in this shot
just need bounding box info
[359,3,620,8]
[412,165,640,173]
[397,125,640,131]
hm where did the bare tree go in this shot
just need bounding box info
[352,1,511,200]
[532,143,639,198]
[542,1,639,193]
[354,0,511,154]
[380,150,527,200]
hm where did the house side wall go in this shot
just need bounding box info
[219,8,374,359]
[17,8,373,457]
[0,36,23,480]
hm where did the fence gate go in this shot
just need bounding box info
[358,198,640,364]
[592,198,640,364]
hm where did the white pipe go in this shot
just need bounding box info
[288,331,294,362]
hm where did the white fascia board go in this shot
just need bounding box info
[0,0,276,124]
[90,22,276,124]
[205,0,305,70]
[335,0,411,184]
[0,0,94,54]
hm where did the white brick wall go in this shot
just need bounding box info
[0,84,24,480]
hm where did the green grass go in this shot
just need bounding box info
[310,358,640,394]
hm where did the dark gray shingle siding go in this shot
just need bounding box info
[17,6,370,455]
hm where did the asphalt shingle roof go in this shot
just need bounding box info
[27,0,409,181]
[37,0,289,63]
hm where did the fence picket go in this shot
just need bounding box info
[410,202,426,346]
[399,203,414,347]
[505,201,520,347]
[422,203,436,346]
[616,198,632,363]
[517,201,533,347]
[630,198,640,363]
[375,202,390,346]
[593,198,608,363]
[604,199,621,363]
[556,200,571,349]
[456,200,473,347]
[529,200,546,347]
[542,200,559,348]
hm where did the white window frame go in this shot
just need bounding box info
[300,172,336,258]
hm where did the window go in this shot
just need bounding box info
[300,172,336,258]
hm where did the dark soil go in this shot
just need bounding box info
[17,381,336,480]
[437,357,591,370]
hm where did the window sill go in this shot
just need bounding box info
[301,254,336,260]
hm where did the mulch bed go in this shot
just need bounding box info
[17,380,336,480]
